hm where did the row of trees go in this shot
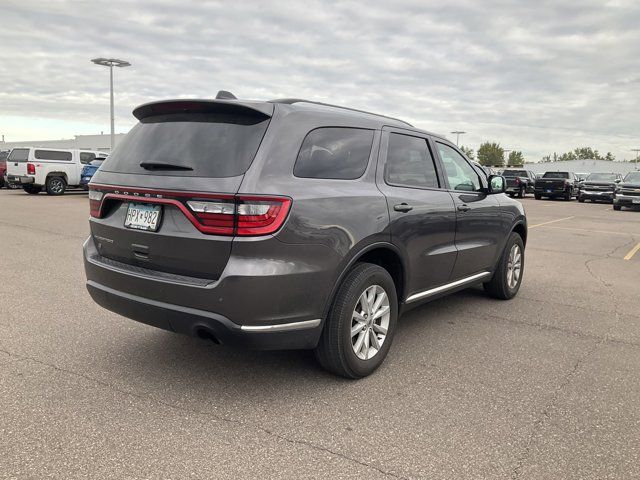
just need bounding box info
[460,144,617,166]
[460,143,525,167]
[540,147,615,162]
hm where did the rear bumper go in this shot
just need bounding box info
[534,186,569,196]
[86,280,322,349]
[6,175,35,185]
[83,236,335,350]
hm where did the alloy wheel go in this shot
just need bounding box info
[351,285,390,360]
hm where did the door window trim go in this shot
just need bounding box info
[377,127,446,192]
[432,140,487,193]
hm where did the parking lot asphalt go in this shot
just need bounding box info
[0,188,639,479]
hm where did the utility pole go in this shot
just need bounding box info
[504,149,511,166]
[632,149,640,164]
[450,131,466,147]
[91,58,131,151]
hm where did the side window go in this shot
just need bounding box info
[436,143,481,192]
[385,133,439,189]
[80,152,96,164]
[293,127,374,180]
[35,150,72,161]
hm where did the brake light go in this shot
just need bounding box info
[89,186,291,237]
[27,163,36,175]
[236,196,292,236]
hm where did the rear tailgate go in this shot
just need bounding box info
[6,148,29,177]
[88,100,274,281]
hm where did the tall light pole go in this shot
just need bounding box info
[451,131,466,146]
[632,148,640,164]
[91,58,131,151]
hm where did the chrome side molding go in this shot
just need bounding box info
[405,271,492,304]
[240,318,322,332]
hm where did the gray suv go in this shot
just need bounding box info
[84,92,527,378]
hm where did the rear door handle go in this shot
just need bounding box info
[394,203,413,213]
[457,204,470,212]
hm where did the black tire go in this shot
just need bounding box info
[315,262,398,379]
[534,193,542,200]
[613,205,622,211]
[23,185,42,195]
[46,176,66,195]
[483,232,525,300]
[578,196,585,203]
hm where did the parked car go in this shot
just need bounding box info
[79,157,107,189]
[613,172,640,211]
[534,171,578,200]
[84,93,527,378]
[578,172,623,203]
[0,150,8,188]
[5,147,104,195]
[502,169,536,198]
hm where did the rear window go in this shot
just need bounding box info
[586,173,616,181]
[294,127,374,180]
[102,112,270,178]
[503,170,527,177]
[543,172,570,179]
[80,152,96,164]
[8,148,29,162]
[35,150,72,161]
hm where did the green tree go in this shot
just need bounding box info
[477,142,505,166]
[604,152,615,161]
[460,145,475,160]
[507,150,525,166]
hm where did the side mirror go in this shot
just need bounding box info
[488,175,506,194]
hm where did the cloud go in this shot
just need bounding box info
[1,0,639,160]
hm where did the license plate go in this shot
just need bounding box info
[546,189,552,193]
[125,203,162,232]
[633,199,640,204]
[83,176,91,181]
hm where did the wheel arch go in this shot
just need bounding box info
[321,242,408,322]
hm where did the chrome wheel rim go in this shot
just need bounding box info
[50,179,63,193]
[506,244,522,289]
[351,285,390,360]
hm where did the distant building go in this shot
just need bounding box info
[524,159,639,175]
[0,133,127,153]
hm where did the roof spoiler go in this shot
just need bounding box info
[132,99,273,121]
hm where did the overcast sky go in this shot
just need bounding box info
[1,0,639,161]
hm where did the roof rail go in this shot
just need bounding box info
[269,98,413,127]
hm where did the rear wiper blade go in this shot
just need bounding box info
[139,161,193,171]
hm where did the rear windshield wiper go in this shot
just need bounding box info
[139,161,193,171]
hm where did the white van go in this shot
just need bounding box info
[6,147,106,195]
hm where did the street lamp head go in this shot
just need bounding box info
[91,58,131,68]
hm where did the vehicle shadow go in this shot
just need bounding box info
[107,286,491,398]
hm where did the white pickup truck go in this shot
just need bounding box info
[5,147,106,195]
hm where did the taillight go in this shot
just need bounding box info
[89,186,291,237]
[27,163,36,175]
[236,196,292,236]
[186,200,235,235]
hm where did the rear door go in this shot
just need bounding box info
[376,128,457,297]
[433,141,503,280]
[6,148,30,178]
[88,100,273,280]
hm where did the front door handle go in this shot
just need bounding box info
[394,203,413,213]
[457,204,470,212]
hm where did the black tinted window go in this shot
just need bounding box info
[35,150,72,161]
[294,128,373,180]
[543,172,570,179]
[385,134,439,188]
[80,152,96,164]
[102,113,270,178]
[8,148,29,162]
[503,170,527,177]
